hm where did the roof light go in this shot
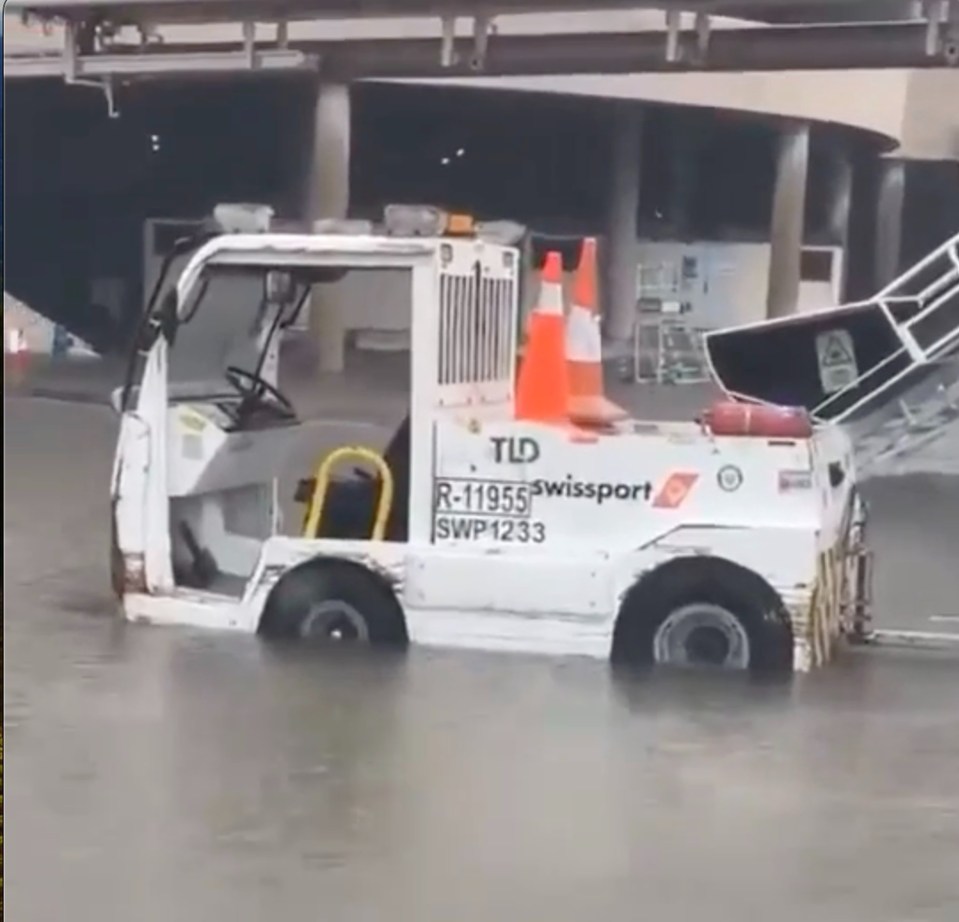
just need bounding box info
[445,213,474,236]
[313,218,374,235]
[213,203,273,234]
[383,204,448,237]
[475,220,526,246]
[382,204,477,238]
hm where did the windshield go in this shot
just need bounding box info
[168,265,305,401]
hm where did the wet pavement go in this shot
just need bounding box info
[5,394,959,922]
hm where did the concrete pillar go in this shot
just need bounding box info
[603,105,642,350]
[304,82,351,374]
[766,122,810,319]
[874,157,906,290]
[827,146,853,300]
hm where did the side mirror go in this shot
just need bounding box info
[109,386,124,414]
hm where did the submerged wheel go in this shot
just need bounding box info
[652,601,752,670]
[612,558,793,676]
[259,560,408,647]
[298,599,370,643]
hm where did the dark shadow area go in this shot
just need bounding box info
[3,76,908,359]
[845,156,959,303]
[901,160,959,269]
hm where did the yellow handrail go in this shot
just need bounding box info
[302,446,395,541]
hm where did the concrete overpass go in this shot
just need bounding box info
[0,0,930,21]
[4,22,958,80]
[6,0,959,80]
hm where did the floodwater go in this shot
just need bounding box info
[5,397,959,922]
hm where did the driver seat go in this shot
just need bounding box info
[297,414,411,542]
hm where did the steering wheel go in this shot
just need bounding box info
[225,366,296,421]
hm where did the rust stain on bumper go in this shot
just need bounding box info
[122,553,149,595]
[110,501,149,596]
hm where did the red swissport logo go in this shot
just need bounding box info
[652,472,700,509]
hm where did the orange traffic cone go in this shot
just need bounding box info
[515,251,570,423]
[566,238,627,427]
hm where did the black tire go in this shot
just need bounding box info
[259,560,408,647]
[611,557,793,677]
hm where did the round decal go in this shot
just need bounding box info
[717,464,744,493]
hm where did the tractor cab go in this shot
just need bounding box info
[110,202,524,609]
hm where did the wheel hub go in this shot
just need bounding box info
[299,600,370,643]
[653,602,750,670]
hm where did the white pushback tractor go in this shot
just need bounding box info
[109,203,957,676]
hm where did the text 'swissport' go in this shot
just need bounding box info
[532,476,652,505]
